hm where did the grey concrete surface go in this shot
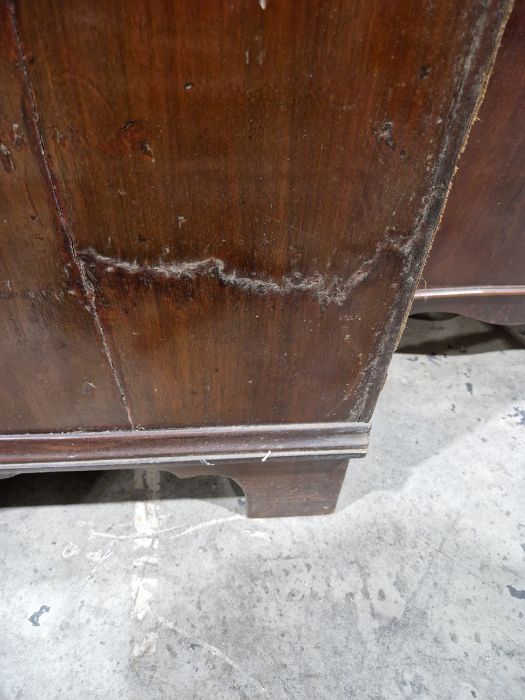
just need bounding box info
[0,315,524,700]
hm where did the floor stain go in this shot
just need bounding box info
[507,585,525,600]
[28,605,50,627]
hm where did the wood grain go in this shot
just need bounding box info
[417,0,525,322]
[0,421,369,470]
[0,2,130,432]
[169,457,350,518]
[0,423,360,517]
[7,0,510,431]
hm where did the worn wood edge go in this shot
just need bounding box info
[0,421,370,472]
[391,1,515,353]
[353,1,514,423]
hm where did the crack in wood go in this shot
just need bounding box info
[7,1,134,428]
[79,232,412,307]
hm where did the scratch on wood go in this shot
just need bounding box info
[372,121,395,149]
[79,231,411,307]
[12,123,24,148]
[0,143,15,172]
[8,2,134,428]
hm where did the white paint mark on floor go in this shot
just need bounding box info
[88,524,184,541]
[132,555,158,567]
[246,530,272,541]
[134,500,160,550]
[86,549,107,562]
[168,515,243,540]
[62,542,79,558]
[159,616,269,695]
[131,573,158,622]
[131,470,161,652]
[132,630,158,658]
[75,547,113,593]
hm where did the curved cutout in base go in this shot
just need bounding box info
[412,286,525,325]
[165,456,349,518]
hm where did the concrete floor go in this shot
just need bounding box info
[0,315,524,699]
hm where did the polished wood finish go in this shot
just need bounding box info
[7,0,510,430]
[0,1,511,516]
[412,286,525,325]
[0,422,368,469]
[0,1,130,432]
[416,0,525,325]
[0,423,361,517]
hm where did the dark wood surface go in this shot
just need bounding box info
[2,0,510,432]
[0,1,512,516]
[0,422,369,469]
[0,2,130,433]
[0,422,364,517]
[170,457,350,518]
[412,286,525,325]
[415,0,525,325]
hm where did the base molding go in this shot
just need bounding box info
[412,285,525,325]
[0,423,367,517]
[0,421,369,474]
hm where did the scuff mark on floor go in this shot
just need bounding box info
[158,616,269,695]
[168,514,243,540]
[88,523,183,541]
[132,630,159,658]
[75,547,113,593]
[62,542,80,558]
